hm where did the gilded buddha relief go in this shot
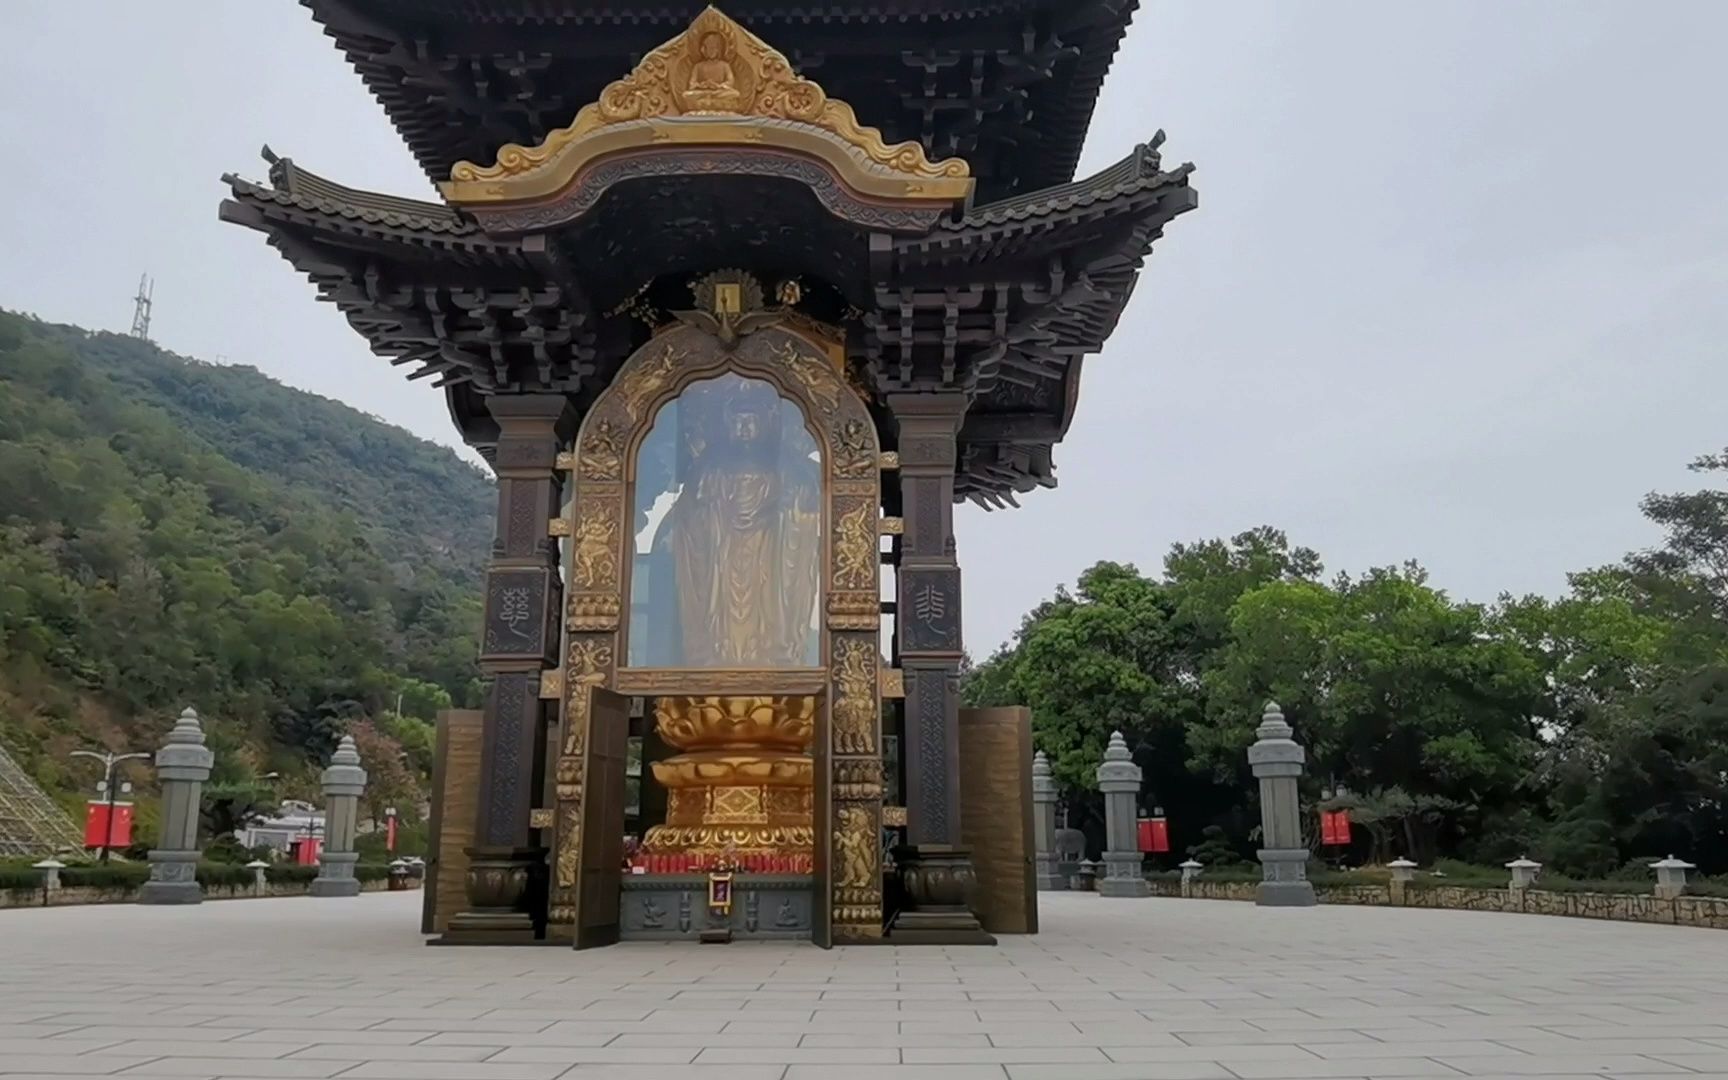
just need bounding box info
[629,372,822,668]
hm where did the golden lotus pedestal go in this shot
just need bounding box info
[642,695,815,859]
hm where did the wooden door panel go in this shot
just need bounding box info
[959,706,1038,934]
[576,687,630,949]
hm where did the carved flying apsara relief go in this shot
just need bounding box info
[618,342,684,422]
[770,339,842,416]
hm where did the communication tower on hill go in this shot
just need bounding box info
[130,273,154,342]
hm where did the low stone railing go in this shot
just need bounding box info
[1143,877,1728,930]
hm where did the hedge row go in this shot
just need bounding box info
[2,862,398,893]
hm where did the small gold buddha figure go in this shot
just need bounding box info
[682,31,743,113]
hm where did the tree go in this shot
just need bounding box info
[199,779,280,842]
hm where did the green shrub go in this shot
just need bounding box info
[1,867,43,891]
[61,863,150,890]
[195,863,255,888]
[1428,859,1508,885]
[354,863,393,883]
[1536,875,1653,895]
[1312,869,1391,886]
[266,864,318,885]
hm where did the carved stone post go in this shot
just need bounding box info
[445,394,575,944]
[312,735,368,897]
[139,707,214,905]
[1247,701,1316,907]
[887,392,990,943]
[1032,750,1063,891]
[1096,732,1148,898]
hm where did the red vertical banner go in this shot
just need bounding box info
[386,814,397,852]
[1148,817,1170,854]
[84,802,108,848]
[1319,809,1352,846]
[1332,809,1351,846]
[84,803,135,848]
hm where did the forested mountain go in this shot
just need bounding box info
[0,309,493,828]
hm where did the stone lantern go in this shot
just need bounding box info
[1505,856,1542,891]
[1650,855,1694,900]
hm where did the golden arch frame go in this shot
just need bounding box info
[549,323,885,943]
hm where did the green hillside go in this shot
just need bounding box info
[0,309,494,836]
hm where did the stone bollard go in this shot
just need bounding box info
[1650,855,1694,900]
[1388,857,1417,904]
[34,858,65,902]
[1247,702,1316,907]
[1096,732,1148,898]
[1179,858,1203,898]
[311,735,368,898]
[1032,750,1065,891]
[245,859,270,895]
[139,707,215,905]
[1506,856,1541,891]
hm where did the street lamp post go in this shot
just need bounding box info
[69,750,151,862]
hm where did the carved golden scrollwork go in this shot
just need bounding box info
[441,7,971,205]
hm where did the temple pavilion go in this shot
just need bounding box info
[222,1,1195,947]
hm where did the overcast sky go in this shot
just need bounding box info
[3,3,1725,653]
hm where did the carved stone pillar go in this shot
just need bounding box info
[443,394,575,945]
[138,708,214,906]
[1248,701,1316,908]
[887,392,991,943]
[311,735,367,898]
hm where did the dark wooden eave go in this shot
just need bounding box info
[874,135,1197,507]
[301,0,1138,203]
[219,133,1194,507]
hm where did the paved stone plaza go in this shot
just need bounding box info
[3,892,1727,1080]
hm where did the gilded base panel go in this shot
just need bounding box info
[641,695,815,858]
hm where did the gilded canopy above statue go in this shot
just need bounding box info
[438,6,974,211]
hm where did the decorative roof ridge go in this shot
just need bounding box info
[442,6,969,199]
[942,132,1193,231]
[225,148,475,235]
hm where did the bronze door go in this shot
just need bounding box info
[575,686,630,949]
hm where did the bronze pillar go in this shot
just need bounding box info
[441,394,575,945]
[887,392,993,944]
